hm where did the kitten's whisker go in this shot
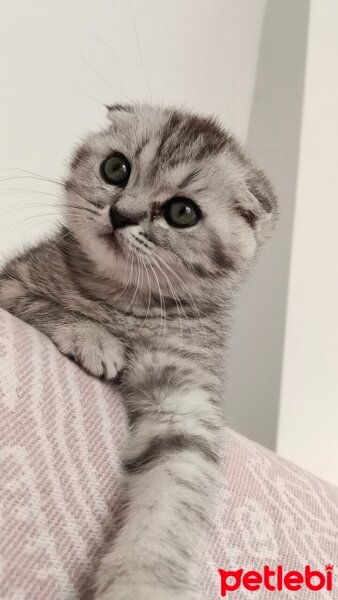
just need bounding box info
[0,174,62,187]
[65,203,100,217]
[153,252,208,341]
[131,232,204,331]
[73,88,104,108]
[19,220,61,238]
[4,211,59,228]
[63,181,103,210]
[81,55,132,101]
[1,206,57,221]
[114,251,134,301]
[144,255,166,339]
[151,263,186,351]
[139,258,152,331]
[0,172,103,213]
[5,214,58,237]
[0,188,61,199]
[43,227,75,262]
[125,253,141,313]
[146,249,186,351]
[129,7,153,103]
[64,187,98,208]
[0,196,100,219]
[87,32,127,73]
[0,208,89,232]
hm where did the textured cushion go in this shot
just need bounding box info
[0,308,337,600]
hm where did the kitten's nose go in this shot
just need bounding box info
[109,206,138,230]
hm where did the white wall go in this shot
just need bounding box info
[277,0,338,487]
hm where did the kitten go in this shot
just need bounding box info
[0,104,277,600]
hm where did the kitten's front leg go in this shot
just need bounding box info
[95,350,223,600]
[0,278,125,379]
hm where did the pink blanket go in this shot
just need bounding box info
[0,309,337,599]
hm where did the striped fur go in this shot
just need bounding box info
[0,104,277,599]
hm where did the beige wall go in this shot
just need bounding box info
[227,0,310,450]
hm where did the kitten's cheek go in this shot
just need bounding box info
[245,235,257,261]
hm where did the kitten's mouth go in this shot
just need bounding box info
[99,230,148,259]
[117,231,150,257]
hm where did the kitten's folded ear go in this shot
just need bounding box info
[236,165,278,244]
[105,104,134,120]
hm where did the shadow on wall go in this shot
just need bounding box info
[227,0,310,450]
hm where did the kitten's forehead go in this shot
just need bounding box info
[105,104,235,169]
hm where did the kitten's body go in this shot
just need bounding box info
[0,104,277,599]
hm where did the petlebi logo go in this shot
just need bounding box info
[218,564,334,596]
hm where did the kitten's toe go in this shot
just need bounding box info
[52,321,125,379]
[78,341,124,379]
[99,338,125,379]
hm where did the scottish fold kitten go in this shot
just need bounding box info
[0,104,277,599]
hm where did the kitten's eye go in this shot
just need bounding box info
[100,152,131,186]
[163,197,201,228]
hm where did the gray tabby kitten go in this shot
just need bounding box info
[0,104,277,600]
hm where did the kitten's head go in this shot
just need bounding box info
[64,104,277,298]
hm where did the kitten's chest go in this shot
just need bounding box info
[113,309,224,373]
[116,311,195,347]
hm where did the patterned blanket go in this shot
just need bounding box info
[0,308,337,599]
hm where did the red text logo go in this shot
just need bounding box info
[219,565,334,595]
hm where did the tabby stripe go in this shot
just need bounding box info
[124,433,218,473]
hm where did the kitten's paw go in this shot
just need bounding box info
[52,321,125,379]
